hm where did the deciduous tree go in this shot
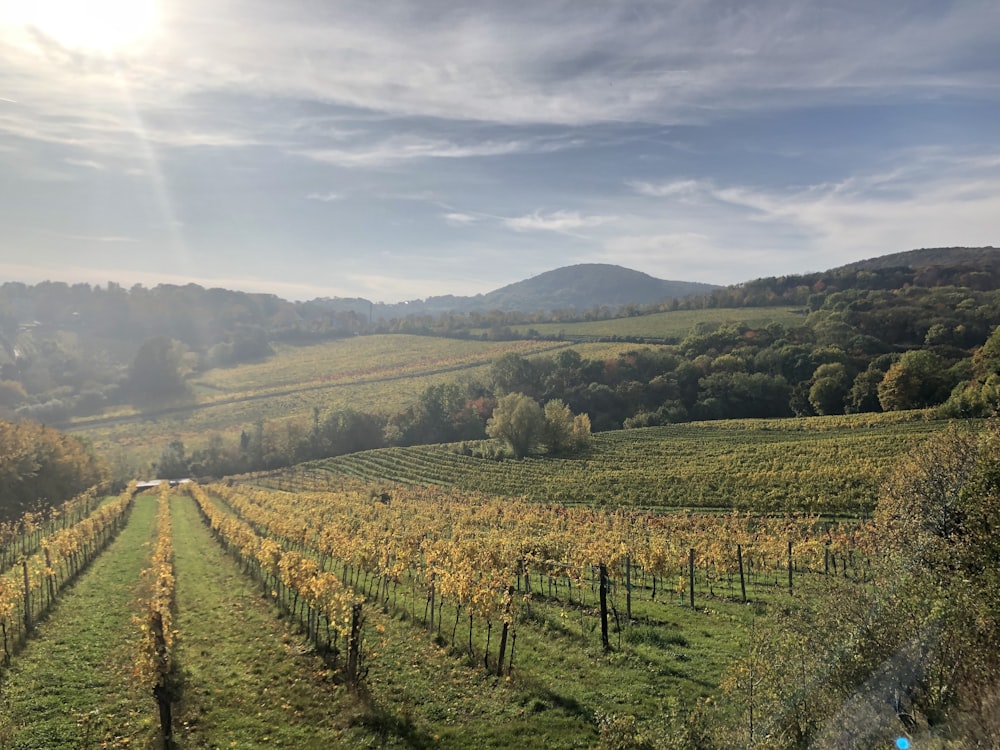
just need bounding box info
[486,393,544,458]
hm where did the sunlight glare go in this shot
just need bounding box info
[4,0,159,53]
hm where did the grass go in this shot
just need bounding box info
[65,336,577,469]
[468,306,808,340]
[0,493,159,749]
[68,333,675,472]
[0,466,891,747]
[174,486,752,748]
[170,492,359,747]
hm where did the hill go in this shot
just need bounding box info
[433,263,717,313]
[834,246,1000,272]
[315,263,718,318]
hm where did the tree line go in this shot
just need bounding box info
[2,257,999,424]
[152,282,1000,480]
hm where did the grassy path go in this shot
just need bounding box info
[0,493,159,749]
[170,493,356,748]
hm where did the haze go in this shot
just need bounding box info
[1,0,998,301]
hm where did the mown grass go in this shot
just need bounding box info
[469,306,808,340]
[0,482,875,747]
[0,493,159,749]
[170,492,356,747]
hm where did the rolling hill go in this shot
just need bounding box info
[318,263,719,318]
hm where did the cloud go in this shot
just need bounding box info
[5,0,994,156]
[443,212,478,226]
[610,147,1000,282]
[64,158,106,170]
[628,179,710,199]
[305,191,344,202]
[147,2,1000,126]
[44,232,138,243]
[293,135,563,168]
[503,210,617,233]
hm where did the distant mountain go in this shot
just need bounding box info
[476,264,718,311]
[360,264,718,317]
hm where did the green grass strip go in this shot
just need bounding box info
[0,493,158,749]
[170,492,354,747]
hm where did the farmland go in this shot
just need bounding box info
[5,289,995,747]
[266,411,947,515]
[66,336,653,470]
[468,306,807,340]
[0,478,868,748]
[1,416,994,747]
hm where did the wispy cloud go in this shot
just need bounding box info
[628,179,709,199]
[44,232,139,243]
[503,210,617,234]
[0,2,997,300]
[611,148,1000,281]
[64,158,106,170]
[443,212,478,226]
[294,135,566,168]
[142,2,1000,126]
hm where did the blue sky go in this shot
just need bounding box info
[0,0,998,301]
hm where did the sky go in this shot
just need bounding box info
[0,0,998,302]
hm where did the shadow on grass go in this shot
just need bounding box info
[349,692,436,750]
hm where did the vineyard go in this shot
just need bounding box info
[467,306,807,341]
[65,335,649,469]
[0,452,898,747]
[265,412,949,515]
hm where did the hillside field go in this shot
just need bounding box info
[66,336,655,470]
[264,411,946,515]
[0,477,885,748]
[468,306,807,340]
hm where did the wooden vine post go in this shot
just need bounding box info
[787,541,793,595]
[150,610,173,744]
[598,563,610,652]
[22,560,30,632]
[347,602,364,687]
[688,548,696,610]
[496,585,515,676]
[625,555,632,621]
[737,543,747,603]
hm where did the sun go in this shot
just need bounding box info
[3,0,159,53]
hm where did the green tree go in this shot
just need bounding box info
[845,366,885,413]
[128,336,189,404]
[542,399,574,455]
[877,349,947,411]
[872,423,1000,729]
[0,419,107,520]
[486,393,545,458]
[490,353,538,397]
[572,412,592,450]
[156,439,189,479]
[808,362,849,415]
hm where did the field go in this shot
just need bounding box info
[2,410,978,747]
[62,306,806,473]
[66,336,656,471]
[0,474,879,749]
[468,306,807,340]
[20,307,979,747]
[265,411,947,515]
